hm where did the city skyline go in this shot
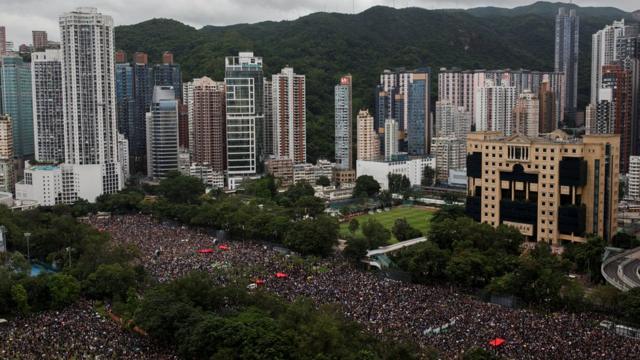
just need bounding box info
[1,1,638,45]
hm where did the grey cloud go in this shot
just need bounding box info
[0,0,637,46]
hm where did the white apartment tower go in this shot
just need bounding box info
[272,67,306,163]
[225,52,264,181]
[59,7,122,195]
[31,49,65,163]
[335,75,353,170]
[629,156,640,200]
[591,20,637,104]
[384,118,398,161]
[474,80,516,135]
[435,100,471,138]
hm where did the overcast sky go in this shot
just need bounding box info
[1,0,637,46]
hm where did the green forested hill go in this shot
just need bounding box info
[114,1,634,162]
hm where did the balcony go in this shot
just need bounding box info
[558,204,586,236]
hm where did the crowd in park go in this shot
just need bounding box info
[14,213,627,359]
[3,171,640,358]
[0,300,176,359]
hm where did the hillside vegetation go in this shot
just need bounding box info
[114,1,635,162]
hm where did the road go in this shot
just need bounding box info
[602,247,640,291]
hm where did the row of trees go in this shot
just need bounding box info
[87,172,339,257]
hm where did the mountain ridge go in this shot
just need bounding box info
[114,2,636,162]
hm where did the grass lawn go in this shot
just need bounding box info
[339,206,434,243]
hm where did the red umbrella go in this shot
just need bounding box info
[197,248,214,254]
[218,245,229,251]
[275,272,288,278]
[255,279,265,286]
[489,338,506,347]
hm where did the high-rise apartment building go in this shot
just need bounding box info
[555,7,579,123]
[115,54,134,167]
[272,67,306,163]
[187,77,226,172]
[59,7,122,195]
[146,86,178,179]
[513,90,540,137]
[32,31,48,51]
[0,27,6,56]
[435,100,471,138]
[154,52,182,100]
[431,136,466,183]
[539,79,557,134]
[628,156,640,200]
[474,80,516,135]
[466,130,619,243]
[0,55,33,158]
[384,118,399,161]
[263,79,274,156]
[591,64,634,173]
[178,102,189,149]
[131,53,153,172]
[335,75,353,170]
[31,49,64,163]
[356,109,379,161]
[225,52,264,181]
[0,116,15,193]
[375,68,431,154]
[591,20,638,105]
[438,68,564,128]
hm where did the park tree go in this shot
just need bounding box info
[422,166,436,186]
[348,219,359,234]
[158,171,205,204]
[361,218,391,248]
[243,176,278,199]
[343,236,370,263]
[47,273,81,309]
[378,190,393,208]
[388,174,411,194]
[353,175,380,198]
[431,205,466,223]
[392,218,422,241]
[316,175,331,187]
[612,231,640,249]
[11,284,29,314]
[621,288,640,326]
[85,263,138,301]
[283,215,338,256]
[564,235,606,283]
[292,195,326,219]
[394,241,450,284]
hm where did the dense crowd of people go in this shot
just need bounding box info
[4,213,640,358]
[0,300,176,359]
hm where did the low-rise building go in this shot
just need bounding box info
[466,130,619,244]
[15,161,104,205]
[188,164,224,189]
[356,157,436,190]
[266,158,294,187]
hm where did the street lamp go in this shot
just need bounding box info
[24,232,31,263]
[66,247,72,267]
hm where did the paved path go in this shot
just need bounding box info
[366,237,428,257]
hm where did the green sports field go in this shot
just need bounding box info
[339,206,434,243]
